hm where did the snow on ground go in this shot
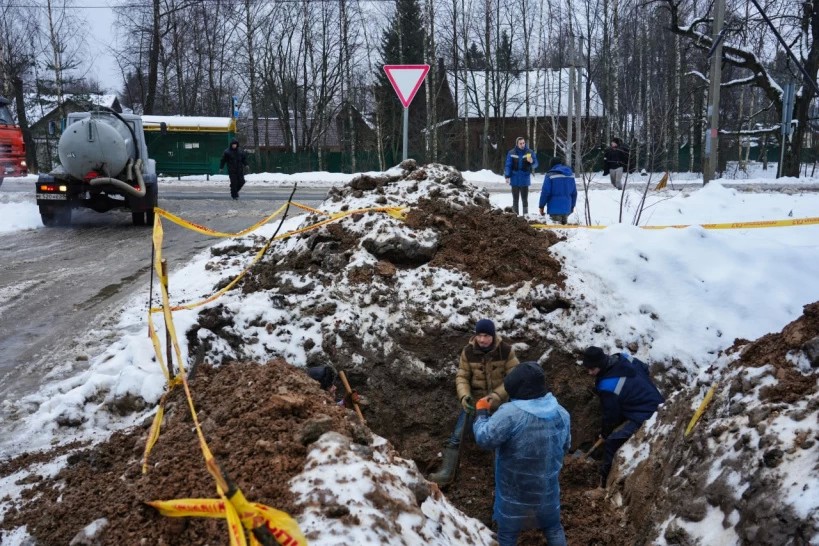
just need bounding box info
[2,163,819,544]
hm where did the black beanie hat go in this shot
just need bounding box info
[504,361,548,400]
[582,346,608,369]
[475,319,496,337]
[549,156,564,169]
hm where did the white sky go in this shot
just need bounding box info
[1,165,818,544]
[78,3,120,92]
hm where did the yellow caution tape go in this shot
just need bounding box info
[534,216,819,230]
[685,382,718,437]
[156,204,288,237]
[148,498,307,546]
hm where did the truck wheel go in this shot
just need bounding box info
[40,206,71,227]
[40,206,57,227]
[132,211,146,226]
[56,207,72,226]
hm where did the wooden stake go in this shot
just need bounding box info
[160,259,175,378]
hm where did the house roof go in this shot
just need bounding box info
[446,68,604,119]
[142,115,236,132]
[237,117,342,148]
[24,94,120,125]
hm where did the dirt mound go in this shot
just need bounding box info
[1,360,363,544]
[1,163,633,545]
[610,301,819,544]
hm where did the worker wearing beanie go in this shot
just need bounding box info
[428,318,519,487]
[582,345,664,493]
[473,362,571,546]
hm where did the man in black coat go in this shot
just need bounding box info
[603,137,629,190]
[220,139,248,200]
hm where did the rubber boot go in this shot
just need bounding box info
[428,446,460,486]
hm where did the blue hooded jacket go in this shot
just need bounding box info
[473,393,571,530]
[595,353,665,436]
[504,147,539,187]
[538,164,577,215]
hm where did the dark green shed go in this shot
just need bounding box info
[142,115,237,176]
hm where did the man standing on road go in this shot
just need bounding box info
[428,319,519,487]
[473,361,571,546]
[538,156,577,225]
[220,139,248,200]
[603,138,629,190]
[504,137,538,216]
[582,346,664,495]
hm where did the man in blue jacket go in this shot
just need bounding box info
[582,346,664,491]
[473,361,570,546]
[504,137,539,216]
[538,156,577,224]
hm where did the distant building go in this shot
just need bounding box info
[142,115,236,176]
[443,68,605,169]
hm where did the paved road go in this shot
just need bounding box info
[0,182,329,408]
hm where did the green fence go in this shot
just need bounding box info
[145,131,236,176]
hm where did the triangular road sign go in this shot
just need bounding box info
[383,64,430,108]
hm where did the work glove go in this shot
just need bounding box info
[475,397,492,416]
[461,395,475,414]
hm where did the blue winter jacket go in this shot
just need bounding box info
[595,353,665,437]
[473,393,571,531]
[538,164,577,215]
[504,147,539,187]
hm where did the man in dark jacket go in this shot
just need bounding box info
[603,137,629,190]
[473,362,570,546]
[504,137,539,216]
[582,346,664,490]
[220,139,248,200]
[428,318,519,487]
[538,156,577,224]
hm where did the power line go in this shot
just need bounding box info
[5,0,394,7]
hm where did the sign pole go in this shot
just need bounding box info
[402,108,409,160]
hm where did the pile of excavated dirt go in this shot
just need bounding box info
[1,360,364,544]
[610,301,819,544]
[1,162,638,544]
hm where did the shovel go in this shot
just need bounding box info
[573,437,604,460]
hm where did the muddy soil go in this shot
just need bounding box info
[1,163,640,545]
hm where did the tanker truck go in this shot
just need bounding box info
[35,108,158,226]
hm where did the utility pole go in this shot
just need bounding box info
[703,0,726,184]
[575,34,584,174]
[566,33,574,167]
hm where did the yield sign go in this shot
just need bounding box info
[383,64,430,108]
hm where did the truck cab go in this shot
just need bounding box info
[0,96,27,181]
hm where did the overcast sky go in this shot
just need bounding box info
[78,2,120,93]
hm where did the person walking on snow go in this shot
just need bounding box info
[504,137,539,216]
[220,138,248,200]
[538,156,577,225]
[428,319,519,486]
[473,361,571,546]
[581,346,664,494]
[603,137,629,190]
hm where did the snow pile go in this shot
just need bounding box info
[294,432,493,545]
[0,190,41,233]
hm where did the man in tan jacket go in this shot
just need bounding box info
[429,319,519,486]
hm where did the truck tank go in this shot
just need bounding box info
[58,116,135,180]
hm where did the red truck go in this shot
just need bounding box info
[0,95,28,183]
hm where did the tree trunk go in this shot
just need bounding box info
[145,0,161,114]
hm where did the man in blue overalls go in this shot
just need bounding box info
[582,346,664,493]
[504,137,538,216]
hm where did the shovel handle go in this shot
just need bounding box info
[339,370,365,423]
[582,437,605,459]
